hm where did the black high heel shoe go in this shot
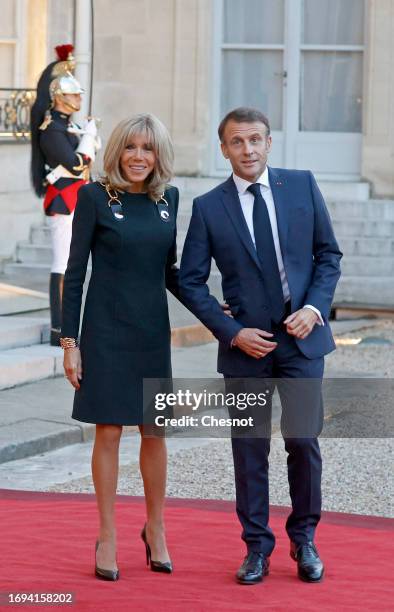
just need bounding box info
[95,540,120,581]
[141,525,173,573]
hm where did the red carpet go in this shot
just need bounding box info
[1,490,393,611]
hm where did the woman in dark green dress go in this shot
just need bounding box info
[61,114,181,579]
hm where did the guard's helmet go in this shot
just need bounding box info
[49,44,84,100]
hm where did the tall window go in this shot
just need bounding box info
[300,0,364,132]
[220,0,285,131]
[0,0,26,87]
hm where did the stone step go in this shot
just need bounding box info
[176,234,394,259]
[337,237,394,257]
[182,268,394,307]
[11,248,392,292]
[335,276,394,306]
[0,282,49,315]
[16,242,52,265]
[210,273,394,307]
[24,221,394,257]
[0,418,86,464]
[177,213,394,237]
[340,256,394,276]
[19,224,394,263]
[317,180,371,202]
[174,177,371,201]
[0,344,63,391]
[3,261,91,283]
[319,181,370,201]
[8,236,394,281]
[22,201,394,251]
[0,316,49,350]
[181,269,394,308]
[29,208,391,237]
[178,200,387,218]
[177,201,388,219]
[176,212,192,233]
[178,196,195,211]
[30,224,51,245]
[3,262,52,280]
[326,199,394,220]
[331,219,394,238]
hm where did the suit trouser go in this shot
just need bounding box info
[224,324,324,556]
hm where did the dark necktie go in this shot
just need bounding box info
[247,183,285,324]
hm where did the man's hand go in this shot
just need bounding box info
[284,308,318,339]
[233,328,277,359]
[221,302,233,318]
[63,347,83,390]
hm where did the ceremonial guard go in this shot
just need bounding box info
[30,44,100,345]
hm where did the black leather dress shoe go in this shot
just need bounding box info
[236,551,270,585]
[290,541,324,582]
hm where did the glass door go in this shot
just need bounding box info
[212,0,365,179]
[293,0,365,177]
[212,0,287,172]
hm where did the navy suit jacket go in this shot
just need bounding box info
[179,167,342,375]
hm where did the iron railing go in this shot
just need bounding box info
[0,88,36,142]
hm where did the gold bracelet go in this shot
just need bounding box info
[60,337,78,349]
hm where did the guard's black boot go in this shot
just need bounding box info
[49,273,64,346]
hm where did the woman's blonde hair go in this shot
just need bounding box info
[102,113,174,201]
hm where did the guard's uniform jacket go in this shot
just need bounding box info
[39,109,90,215]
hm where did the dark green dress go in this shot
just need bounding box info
[61,181,180,425]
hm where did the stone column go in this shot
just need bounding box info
[171,0,212,175]
[26,0,48,87]
[46,0,74,62]
[362,0,394,197]
[74,0,92,118]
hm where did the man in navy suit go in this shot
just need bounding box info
[179,107,342,585]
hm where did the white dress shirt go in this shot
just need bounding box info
[232,168,323,325]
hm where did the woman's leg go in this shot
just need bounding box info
[92,424,122,570]
[139,426,170,563]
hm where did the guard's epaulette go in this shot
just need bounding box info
[39,113,53,131]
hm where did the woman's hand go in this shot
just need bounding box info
[63,347,83,390]
[221,302,233,318]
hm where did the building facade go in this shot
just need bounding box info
[0,0,394,263]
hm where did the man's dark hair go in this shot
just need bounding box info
[218,107,270,142]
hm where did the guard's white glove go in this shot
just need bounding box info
[81,118,98,137]
[76,119,100,161]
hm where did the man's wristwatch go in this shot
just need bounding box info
[60,337,78,349]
